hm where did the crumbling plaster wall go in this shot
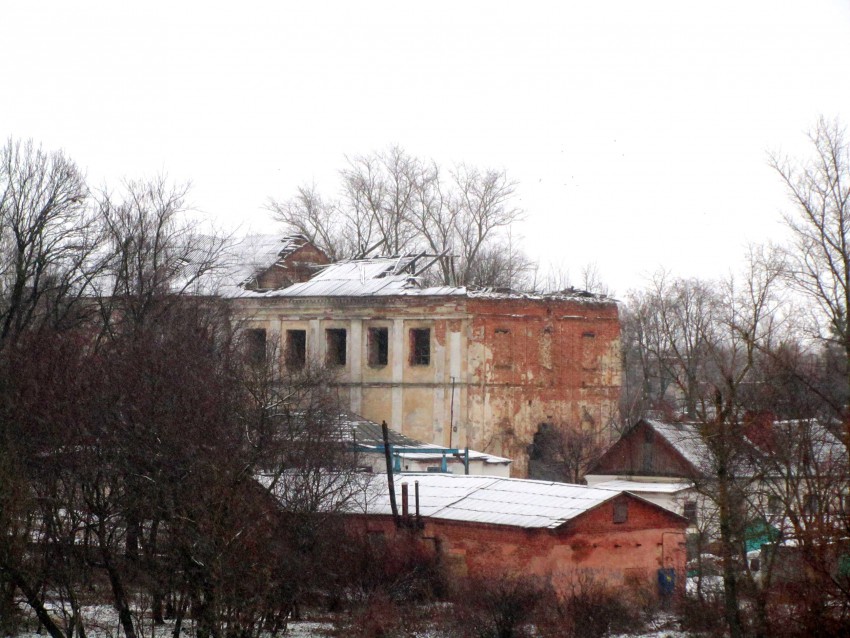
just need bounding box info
[234,294,621,477]
[465,297,621,476]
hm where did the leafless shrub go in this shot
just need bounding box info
[447,574,548,638]
[539,572,645,638]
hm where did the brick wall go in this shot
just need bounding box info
[351,493,686,596]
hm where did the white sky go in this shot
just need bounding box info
[3,1,850,295]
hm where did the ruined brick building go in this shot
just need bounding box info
[226,235,621,476]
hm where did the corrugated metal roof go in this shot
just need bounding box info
[354,473,620,529]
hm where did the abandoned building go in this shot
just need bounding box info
[225,234,622,477]
[348,473,688,595]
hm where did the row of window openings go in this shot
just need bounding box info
[282,327,431,368]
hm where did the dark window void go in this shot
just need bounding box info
[286,330,306,369]
[410,328,430,366]
[368,327,389,367]
[326,329,347,366]
[613,501,629,524]
[244,328,266,364]
[683,501,698,525]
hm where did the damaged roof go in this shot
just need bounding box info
[229,254,464,298]
[354,473,624,529]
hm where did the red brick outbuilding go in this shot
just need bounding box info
[350,473,687,596]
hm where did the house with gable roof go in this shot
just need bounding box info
[346,472,688,595]
[586,417,850,559]
[585,418,704,527]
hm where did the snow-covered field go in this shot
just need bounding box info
[9,600,692,638]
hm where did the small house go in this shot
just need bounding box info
[349,473,688,596]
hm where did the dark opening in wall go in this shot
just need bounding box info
[613,500,629,524]
[368,327,389,367]
[326,328,347,366]
[243,328,266,364]
[286,330,306,369]
[409,328,430,366]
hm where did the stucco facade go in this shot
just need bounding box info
[235,293,620,476]
[226,241,621,477]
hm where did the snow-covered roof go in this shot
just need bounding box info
[590,479,693,494]
[218,233,318,293]
[644,419,710,470]
[229,255,464,298]
[222,242,614,302]
[353,473,623,529]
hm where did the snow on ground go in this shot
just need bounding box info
[10,600,695,638]
[10,602,334,638]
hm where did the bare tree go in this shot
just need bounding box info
[444,164,523,286]
[622,272,720,420]
[771,117,850,412]
[95,176,229,337]
[528,423,605,484]
[268,146,527,287]
[0,138,102,346]
[269,184,354,261]
[0,139,103,638]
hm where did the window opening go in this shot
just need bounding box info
[642,442,654,472]
[286,330,306,369]
[494,328,512,368]
[410,328,430,366]
[683,501,698,525]
[804,493,820,515]
[368,327,389,367]
[326,328,347,366]
[613,501,629,524]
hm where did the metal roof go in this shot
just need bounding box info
[354,473,621,529]
[222,241,613,301]
[644,419,710,470]
[340,414,510,465]
[230,256,465,298]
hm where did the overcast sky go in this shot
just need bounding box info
[3,1,850,295]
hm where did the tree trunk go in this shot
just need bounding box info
[717,458,744,638]
[99,540,137,638]
[11,571,68,638]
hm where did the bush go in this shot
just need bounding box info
[544,572,645,638]
[448,574,548,638]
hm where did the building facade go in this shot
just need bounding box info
[348,473,687,595]
[228,239,621,476]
